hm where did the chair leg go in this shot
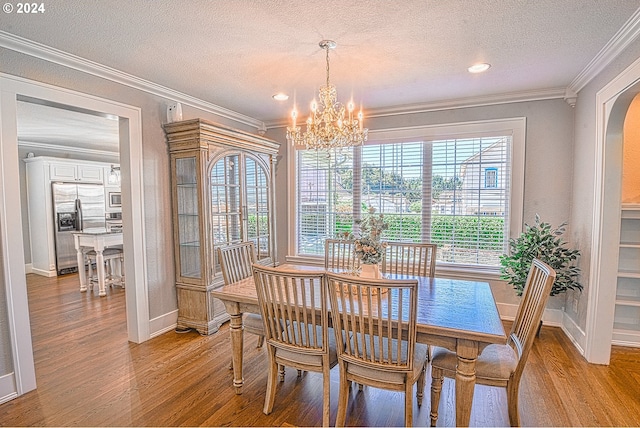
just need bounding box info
[336,363,349,427]
[430,367,444,427]
[405,380,413,427]
[256,335,265,348]
[278,364,285,382]
[263,349,278,415]
[88,259,95,291]
[506,378,521,427]
[416,360,427,406]
[322,365,330,427]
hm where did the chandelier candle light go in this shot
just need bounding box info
[286,40,368,150]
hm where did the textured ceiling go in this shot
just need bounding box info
[3,0,640,135]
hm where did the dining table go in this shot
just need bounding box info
[211,263,506,427]
[73,227,123,296]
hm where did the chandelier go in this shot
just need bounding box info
[286,40,368,150]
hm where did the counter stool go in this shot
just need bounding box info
[86,248,125,295]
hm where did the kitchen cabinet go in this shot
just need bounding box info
[613,203,640,346]
[50,161,103,183]
[164,119,279,335]
[24,156,115,277]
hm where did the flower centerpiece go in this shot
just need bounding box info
[353,207,388,278]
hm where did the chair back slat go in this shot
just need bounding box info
[326,272,418,372]
[253,265,328,355]
[325,239,360,270]
[218,242,256,285]
[509,258,556,372]
[383,242,437,277]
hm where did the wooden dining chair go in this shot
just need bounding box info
[429,258,556,427]
[325,238,359,271]
[218,242,265,348]
[252,265,337,427]
[383,241,437,277]
[326,272,427,427]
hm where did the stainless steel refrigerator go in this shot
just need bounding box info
[52,182,105,275]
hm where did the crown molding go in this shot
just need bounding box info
[18,140,119,157]
[265,88,566,128]
[0,31,266,131]
[569,8,640,94]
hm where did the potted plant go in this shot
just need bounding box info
[500,214,582,297]
[352,206,388,278]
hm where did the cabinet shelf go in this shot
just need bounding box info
[614,203,640,346]
[613,321,640,332]
[620,242,640,248]
[618,270,640,279]
[616,296,640,307]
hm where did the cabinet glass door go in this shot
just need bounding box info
[211,155,242,246]
[175,157,201,278]
[245,156,271,261]
[210,153,272,265]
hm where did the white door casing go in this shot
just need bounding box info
[0,73,150,397]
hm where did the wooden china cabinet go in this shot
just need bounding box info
[164,119,279,334]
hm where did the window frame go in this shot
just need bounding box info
[485,167,499,189]
[286,117,526,277]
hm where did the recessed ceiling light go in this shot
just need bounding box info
[468,63,491,73]
[272,93,289,101]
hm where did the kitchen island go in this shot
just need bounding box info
[73,228,123,296]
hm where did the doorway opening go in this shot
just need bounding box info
[586,59,640,364]
[0,74,149,399]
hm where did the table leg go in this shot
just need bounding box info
[455,339,479,427]
[77,248,87,292]
[224,302,245,394]
[96,249,106,297]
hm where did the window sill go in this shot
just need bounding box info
[284,255,502,282]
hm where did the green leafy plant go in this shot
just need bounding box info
[500,214,582,296]
[352,206,389,265]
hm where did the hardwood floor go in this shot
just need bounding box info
[2,273,640,426]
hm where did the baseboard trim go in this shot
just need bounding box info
[0,373,17,405]
[561,312,587,357]
[149,310,178,338]
[30,267,56,277]
[496,302,563,326]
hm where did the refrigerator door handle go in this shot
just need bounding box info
[75,198,83,231]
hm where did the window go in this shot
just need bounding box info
[485,167,498,188]
[290,118,525,270]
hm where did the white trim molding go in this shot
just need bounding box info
[267,88,563,129]
[497,303,564,326]
[0,31,266,132]
[17,140,119,158]
[149,310,179,339]
[569,8,640,94]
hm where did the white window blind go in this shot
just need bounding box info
[297,150,354,255]
[295,133,514,267]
